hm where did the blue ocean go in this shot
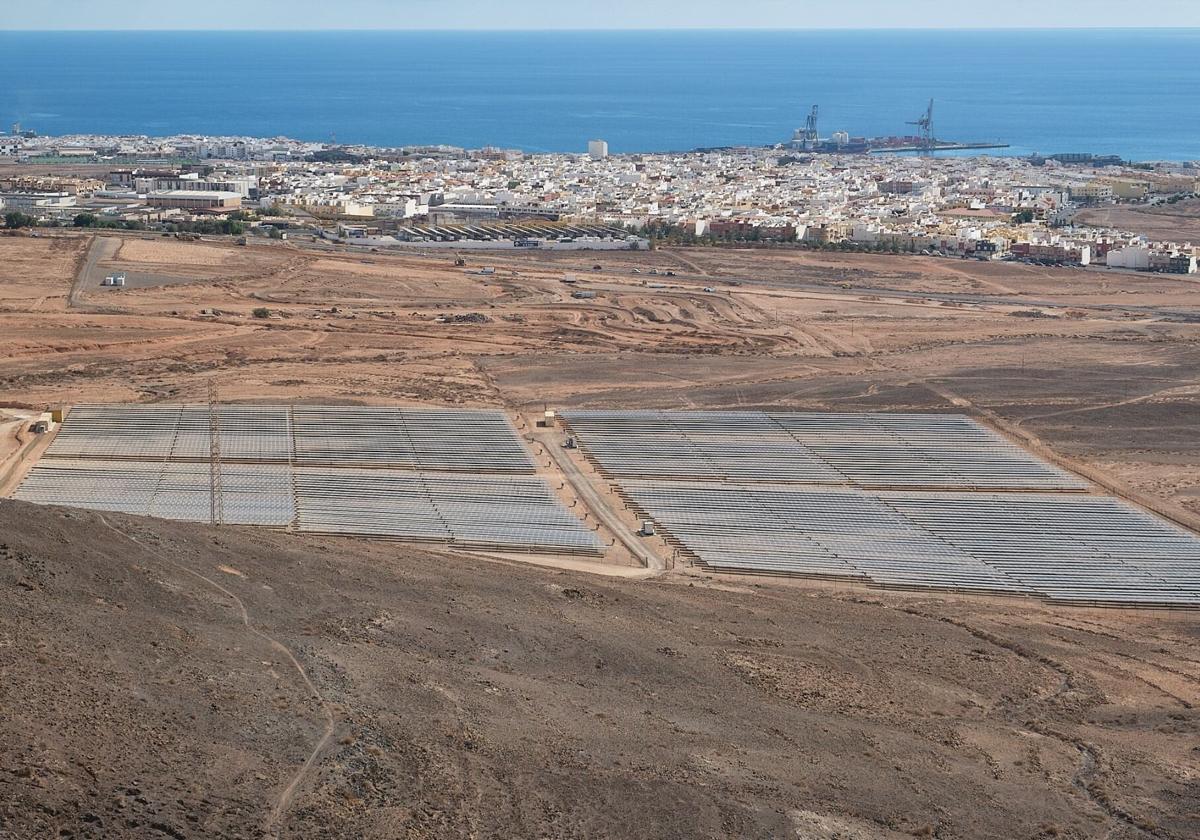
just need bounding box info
[2,29,1198,160]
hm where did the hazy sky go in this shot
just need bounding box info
[2,0,1199,30]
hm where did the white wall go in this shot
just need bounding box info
[1106,246,1151,270]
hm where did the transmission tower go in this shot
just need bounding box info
[208,379,223,526]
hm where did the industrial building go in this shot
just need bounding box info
[0,191,77,211]
[147,190,242,210]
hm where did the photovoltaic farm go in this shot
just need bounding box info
[13,404,604,555]
[13,404,1200,607]
[561,410,1200,607]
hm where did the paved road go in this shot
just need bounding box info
[533,427,665,571]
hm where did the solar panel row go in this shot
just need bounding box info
[295,469,605,553]
[45,404,534,473]
[14,459,295,526]
[15,405,600,555]
[620,481,1200,606]
[561,409,1083,490]
[565,410,1200,607]
[14,459,603,555]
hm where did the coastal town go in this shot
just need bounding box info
[3,128,1199,273]
[6,11,1200,836]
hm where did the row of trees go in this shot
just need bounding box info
[624,221,923,254]
[627,221,799,246]
[5,209,251,238]
[4,211,36,229]
[66,213,245,235]
[5,202,283,233]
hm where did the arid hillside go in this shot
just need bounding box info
[2,499,1197,839]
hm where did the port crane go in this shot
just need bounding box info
[907,99,935,154]
[801,105,819,145]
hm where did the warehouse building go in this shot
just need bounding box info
[147,190,242,211]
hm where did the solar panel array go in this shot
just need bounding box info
[291,406,533,472]
[621,482,1200,606]
[882,493,1200,606]
[13,404,601,555]
[295,469,604,553]
[564,410,1200,607]
[46,404,533,473]
[561,409,1083,490]
[14,459,295,526]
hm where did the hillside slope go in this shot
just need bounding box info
[1,499,1197,839]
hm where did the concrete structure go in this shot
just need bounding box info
[588,139,609,161]
[1012,242,1091,266]
[0,192,77,211]
[1106,245,1152,270]
[147,190,242,211]
[1071,182,1115,204]
[1151,252,1198,275]
[1101,179,1151,200]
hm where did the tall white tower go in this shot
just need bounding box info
[588,139,609,160]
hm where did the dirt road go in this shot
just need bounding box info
[532,423,665,571]
[68,235,116,308]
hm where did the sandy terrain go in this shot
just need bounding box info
[0,235,86,310]
[1077,200,1200,244]
[2,499,1198,839]
[116,238,246,267]
[2,232,1198,525]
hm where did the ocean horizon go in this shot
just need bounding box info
[2,29,1199,160]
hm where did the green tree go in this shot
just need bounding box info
[4,211,35,229]
[73,213,99,228]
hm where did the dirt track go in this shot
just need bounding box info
[2,232,1199,522]
[3,499,1198,839]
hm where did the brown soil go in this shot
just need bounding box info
[2,233,1199,521]
[3,499,1198,839]
[1077,200,1200,244]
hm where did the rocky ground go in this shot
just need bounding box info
[2,499,1197,839]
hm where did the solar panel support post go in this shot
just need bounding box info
[208,381,223,526]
